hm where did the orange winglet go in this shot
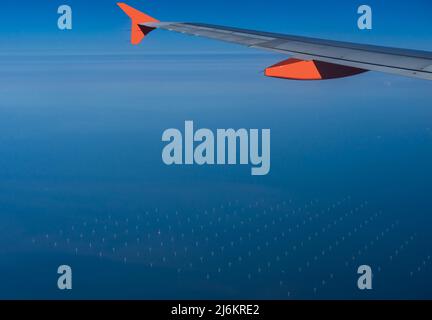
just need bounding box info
[265,58,367,80]
[117,3,159,45]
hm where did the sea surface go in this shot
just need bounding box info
[0,53,431,299]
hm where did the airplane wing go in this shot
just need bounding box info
[118,3,432,81]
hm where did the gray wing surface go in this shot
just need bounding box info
[144,22,432,80]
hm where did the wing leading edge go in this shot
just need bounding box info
[118,3,432,81]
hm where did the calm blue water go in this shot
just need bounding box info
[0,54,431,299]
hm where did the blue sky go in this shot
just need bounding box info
[1,0,431,54]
